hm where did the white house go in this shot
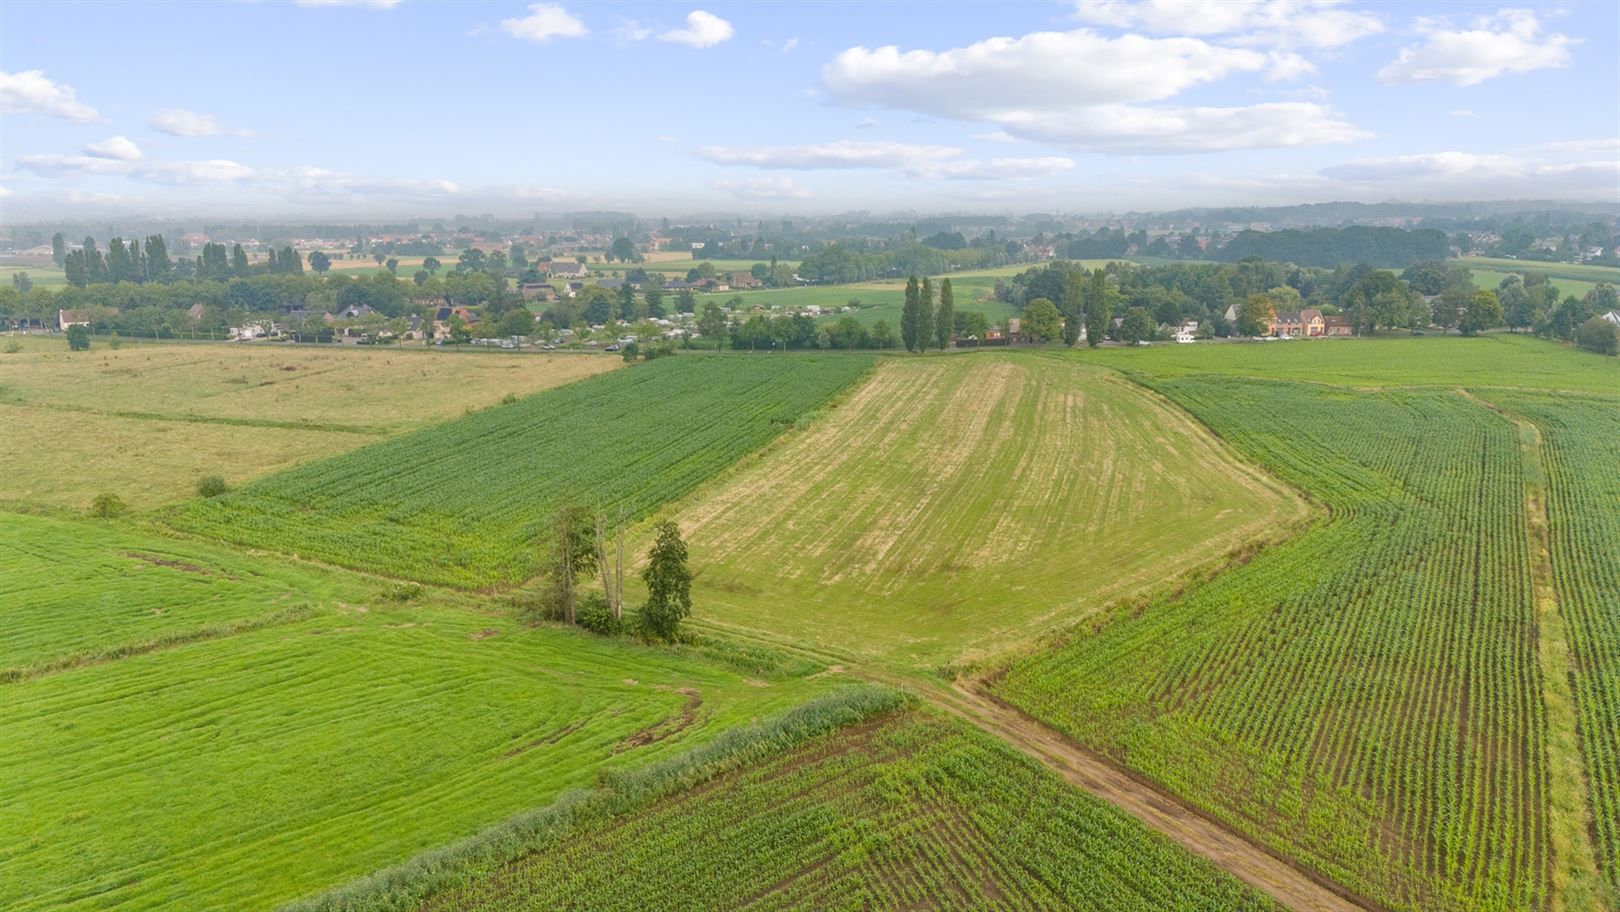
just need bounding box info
[1601,310,1620,327]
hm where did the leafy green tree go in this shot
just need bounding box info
[66,323,91,351]
[900,275,921,352]
[231,244,250,277]
[501,308,536,337]
[676,288,696,314]
[698,301,728,347]
[643,285,665,318]
[385,258,399,275]
[1021,298,1062,342]
[639,521,692,641]
[617,283,636,322]
[1432,284,1468,333]
[954,310,989,339]
[1237,295,1274,337]
[423,256,442,275]
[1576,315,1619,355]
[1459,289,1502,336]
[869,320,896,350]
[308,251,332,273]
[1084,268,1110,348]
[143,235,172,280]
[935,278,954,350]
[1061,269,1085,346]
[916,277,935,353]
[1120,306,1154,345]
[51,232,66,267]
[577,286,615,325]
[543,502,599,626]
[12,272,32,293]
[608,237,641,263]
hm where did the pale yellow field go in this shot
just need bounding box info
[658,352,1310,668]
[0,341,617,509]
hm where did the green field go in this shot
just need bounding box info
[997,374,1557,911]
[169,354,876,586]
[382,709,1280,912]
[658,353,1306,667]
[2,263,68,287]
[1079,332,1620,393]
[0,340,617,510]
[1459,256,1620,289]
[1487,392,1620,898]
[0,593,840,911]
[0,511,371,679]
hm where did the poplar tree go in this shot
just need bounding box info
[1062,269,1085,346]
[1084,268,1111,348]
[935,278,954,350]
[916,277,934,354]
[900,275,921,352]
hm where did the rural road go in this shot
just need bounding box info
[692,619,1377,912]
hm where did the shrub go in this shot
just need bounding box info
[500,393,518,405]
[1576,316,1619,356]
[3,339,21,354]
[90,493,127,518]
[382,582,424,602]
[575,593,622,636]
[196,475,229,498]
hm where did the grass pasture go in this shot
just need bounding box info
[659,353,1307,667]
[1459,256,1620,292]
[169,354,876,587]
[0,511,368,679]
[0,601,840,912]
[0,341,617,509]
[402,709,1281,912]
[1079,332,1620,393]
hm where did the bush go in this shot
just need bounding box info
[382,581,424,602]
[3,339,21,354]
[1576,316,1619,355]
[90,492,127,518]
[575,593,622,636]
[500,392,519,405]
[196,475,229,498]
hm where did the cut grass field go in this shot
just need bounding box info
[655,352,1308,667]
[0,511,370,679]
[0,340,617,509]
[402,708,1282,912]
[0,595,843,911]
[1459,256,1620,288]
[169,354,876,587]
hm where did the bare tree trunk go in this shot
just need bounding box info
[561,531,575,626]
[596,512,614,614]
[614,509,626,621]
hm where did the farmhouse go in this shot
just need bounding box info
[1602,310,1620,327]
[543,261,588,279]
[729,271,763,289]
[1322,315,1353,336]
[58,309,91,331]
[520,283,557,302]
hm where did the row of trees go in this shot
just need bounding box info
[899,276,954,352]
[537,506,691,642]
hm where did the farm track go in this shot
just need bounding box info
[691,619,1373,912]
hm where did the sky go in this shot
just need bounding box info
[1,0,1617,220]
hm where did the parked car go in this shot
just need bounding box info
[605,344,620,352]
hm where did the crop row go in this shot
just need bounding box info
[997,377,1548,912]
[168,354,874,587]
[412,709,1280,912]
[1492,391,1620,896]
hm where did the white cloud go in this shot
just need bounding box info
[710,177,815,200]
[613,17,652,42]
[0,184,12,198]
[1378,10,1575,86]
[0,70,100,122]
[973,130,1019,143]
[819,27,1356,153]
[913,157,1076,180]
[660,10,734,48]
[17,154,259,184]
[697,140,1075,181]
[501,4,587,43]
[1320,150,1619,199]
[1451,109,1476,118]
[151,108,254,137]
[84,136,143,161]
[698,141,961,170]
[293,0,401,8]
[781,37,800,53]
[1072,0,1383,48]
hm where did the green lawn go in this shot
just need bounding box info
[650,352,1307,668]
[1471,268,1599,299]
[1459,256,1620,287]
[0,601,840,911]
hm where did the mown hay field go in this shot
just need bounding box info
[0,595,840,911]
[659,352,1308,666]
[405,708,1281,912]
[0,340,618,509]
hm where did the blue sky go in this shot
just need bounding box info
[2,0,1616,218]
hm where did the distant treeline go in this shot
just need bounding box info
[1213,226,1451,268]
